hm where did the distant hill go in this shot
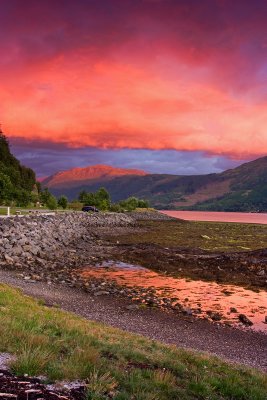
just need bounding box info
[43,157,267,212]
[42,164,147,189]
[0,131,37,205]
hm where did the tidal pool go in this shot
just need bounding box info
[80,261,267,333]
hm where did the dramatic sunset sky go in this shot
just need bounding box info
[1,0,267,177]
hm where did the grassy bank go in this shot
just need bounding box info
[118,219,267,252]
[0,284,266,399]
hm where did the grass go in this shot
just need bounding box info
[0,207,74,216]
[0,284,266,399]
[117,220,267,252]
[0,207,45,216]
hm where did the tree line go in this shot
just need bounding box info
[0,132,37,206]
[0,132,149,211]
[37,187,149,211]
[78,187,149,211]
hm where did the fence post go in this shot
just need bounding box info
[7,207,10,217]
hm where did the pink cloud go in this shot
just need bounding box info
[1,0,267,158]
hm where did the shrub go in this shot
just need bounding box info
[58,195,68,209]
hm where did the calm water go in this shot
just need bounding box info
[161,210,267,224]
[80,261,267,333]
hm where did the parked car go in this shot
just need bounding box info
[82,205,99,212]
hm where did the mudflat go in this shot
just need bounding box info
[106,216,267,289]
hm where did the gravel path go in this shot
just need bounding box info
[0,269,266,372]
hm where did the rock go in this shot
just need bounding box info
[126,304,139,310]
[181,307,193,316]
[146,299,156,306]
[31,275,41,281]
[238,314,253,326]
[207,311,222,321]
[12,246,23,256]
[230,307,237,313]
[36,258,46,265]
[201,235,211,240]
[93,291,110,296]
[4,254,13,263]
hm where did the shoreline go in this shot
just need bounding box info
[0,211,266,372]
[0,268,266,372]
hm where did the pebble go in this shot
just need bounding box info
[238,314,253,326]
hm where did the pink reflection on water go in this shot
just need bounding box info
[161,210,267,224]
[80,262,267,333]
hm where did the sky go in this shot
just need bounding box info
[1,0,267,177]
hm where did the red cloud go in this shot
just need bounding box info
[1,0,267,158]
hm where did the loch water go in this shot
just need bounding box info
[80,261,267,333]
[160,210,267,224]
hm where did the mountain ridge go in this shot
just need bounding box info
[43,156,267,212]
[42,164,148,188]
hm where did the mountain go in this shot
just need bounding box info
[0,131,37,205]
[43,156,267,212]
[190,156,267,212]
[42,164,147,189]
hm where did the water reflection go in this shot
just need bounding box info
[161,210,267,224]
[80,261,267,333]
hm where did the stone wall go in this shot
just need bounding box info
[0,212,134,266]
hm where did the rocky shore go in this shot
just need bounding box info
[0,210,266,331]
[0,211,266,372]
[0,211,177,307]
[0,212,134,268]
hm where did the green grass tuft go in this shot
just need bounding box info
[0,284,265,399]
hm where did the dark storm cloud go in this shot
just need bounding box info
[10,138,248,178]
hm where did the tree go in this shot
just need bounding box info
[137,199,149,208]
[79,187,111,210]
[119,196,139,211]
[58,195,68,209]
[0,130,37,206]
[0,173,13,203]
[40,188,53,204]
[78,190,87,203]
[40,188,58,209]
[84,192,97,206]
[78,188,149,212]
[95,187,111,210]
[14,189,32,207]
[46,195,58,210]
[97,187,110,202]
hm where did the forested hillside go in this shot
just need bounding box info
[45,157,267,212]
[0,131,37,205]
[190,156,267,212]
